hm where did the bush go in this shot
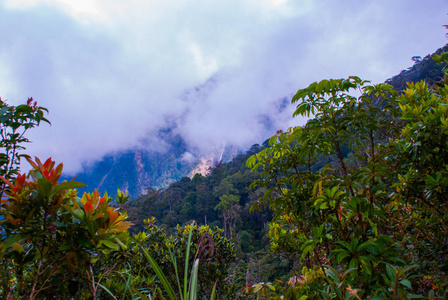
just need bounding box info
[0,157,132,299]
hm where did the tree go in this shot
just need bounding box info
[247,50,448,297]
[215,194,241,239]
[0,97,49,197]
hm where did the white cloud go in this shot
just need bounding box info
[0,0,447,174]
[3,0,107,23]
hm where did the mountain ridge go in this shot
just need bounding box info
[66,45,448,199]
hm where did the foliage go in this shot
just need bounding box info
[247,49,448,298]
[139,221,211,300]
[0,153,236,299]
[123,147,275,296]
[385,45,448,92]
[2,29,447,300]
[0,97,49,197]
[124,45,448,295]
[0,157,133,299]
[0,156,236,299]
[114,218,237,299]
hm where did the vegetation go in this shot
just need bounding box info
[1,34,448,299]
[0,97,49,198]
[0,156,133,299]
[246,49,448,298]
[0,100,236,299]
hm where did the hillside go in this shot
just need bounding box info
[385,45,448,90]
[69,45,448,201]
[66,99,291,199]
[126,45,447,227]
[2,42,448,299]
[65,128,240,198]
[122,44,448,286]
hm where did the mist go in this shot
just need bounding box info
[0,0,446,174]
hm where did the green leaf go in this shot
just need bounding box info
[407,293,426,299]
[37,178,52,197]
[386,264,396,281]
[15,105,33,113]
[300,244,314,262]
[210,282,216,300]
[311,224,324,237]
[399,265,419,276]
[359,256,372,275]
[52,181,86,193]
[141,247,177,300]
[358,240,375,252]
[246,155,256,168]
[341,267,358,279]
[337,241,351,250]
[367,219,378,236]
[183,222,195,300]
[12,242,24,253]
[4,234,21,249]
[64,206,84,220]
[399,279,412,289]
[336,250,351,263]
[113,237,127,250]
[97,282,117,299]
[350,238,359,251]
[101,240,119,250]
[268,135,278,146]
[188,259,199,300]
[59,243,72,251]
[349,258,359,270]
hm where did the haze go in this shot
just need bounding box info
[0,0,446,174]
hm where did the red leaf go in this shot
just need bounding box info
[84,202,93,216]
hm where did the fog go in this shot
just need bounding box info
[0,0,446,174]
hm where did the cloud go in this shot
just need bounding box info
[0,0,447,174]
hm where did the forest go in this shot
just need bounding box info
[0,41,447,299]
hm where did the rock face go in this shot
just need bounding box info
[188,144,239,178]
[188,155,216,177]
[66,131,240,199]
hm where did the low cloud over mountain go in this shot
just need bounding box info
[0,0,446,174]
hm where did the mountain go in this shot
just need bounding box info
[119,45,448,285]
[122,44,448,227]
[124,141,271,238]
[67,127,241,199]
[69,45,448,200]
[66,87,290,199]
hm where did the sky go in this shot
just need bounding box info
[0,0,447,174]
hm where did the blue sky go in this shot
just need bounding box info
[0,0,447,174]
